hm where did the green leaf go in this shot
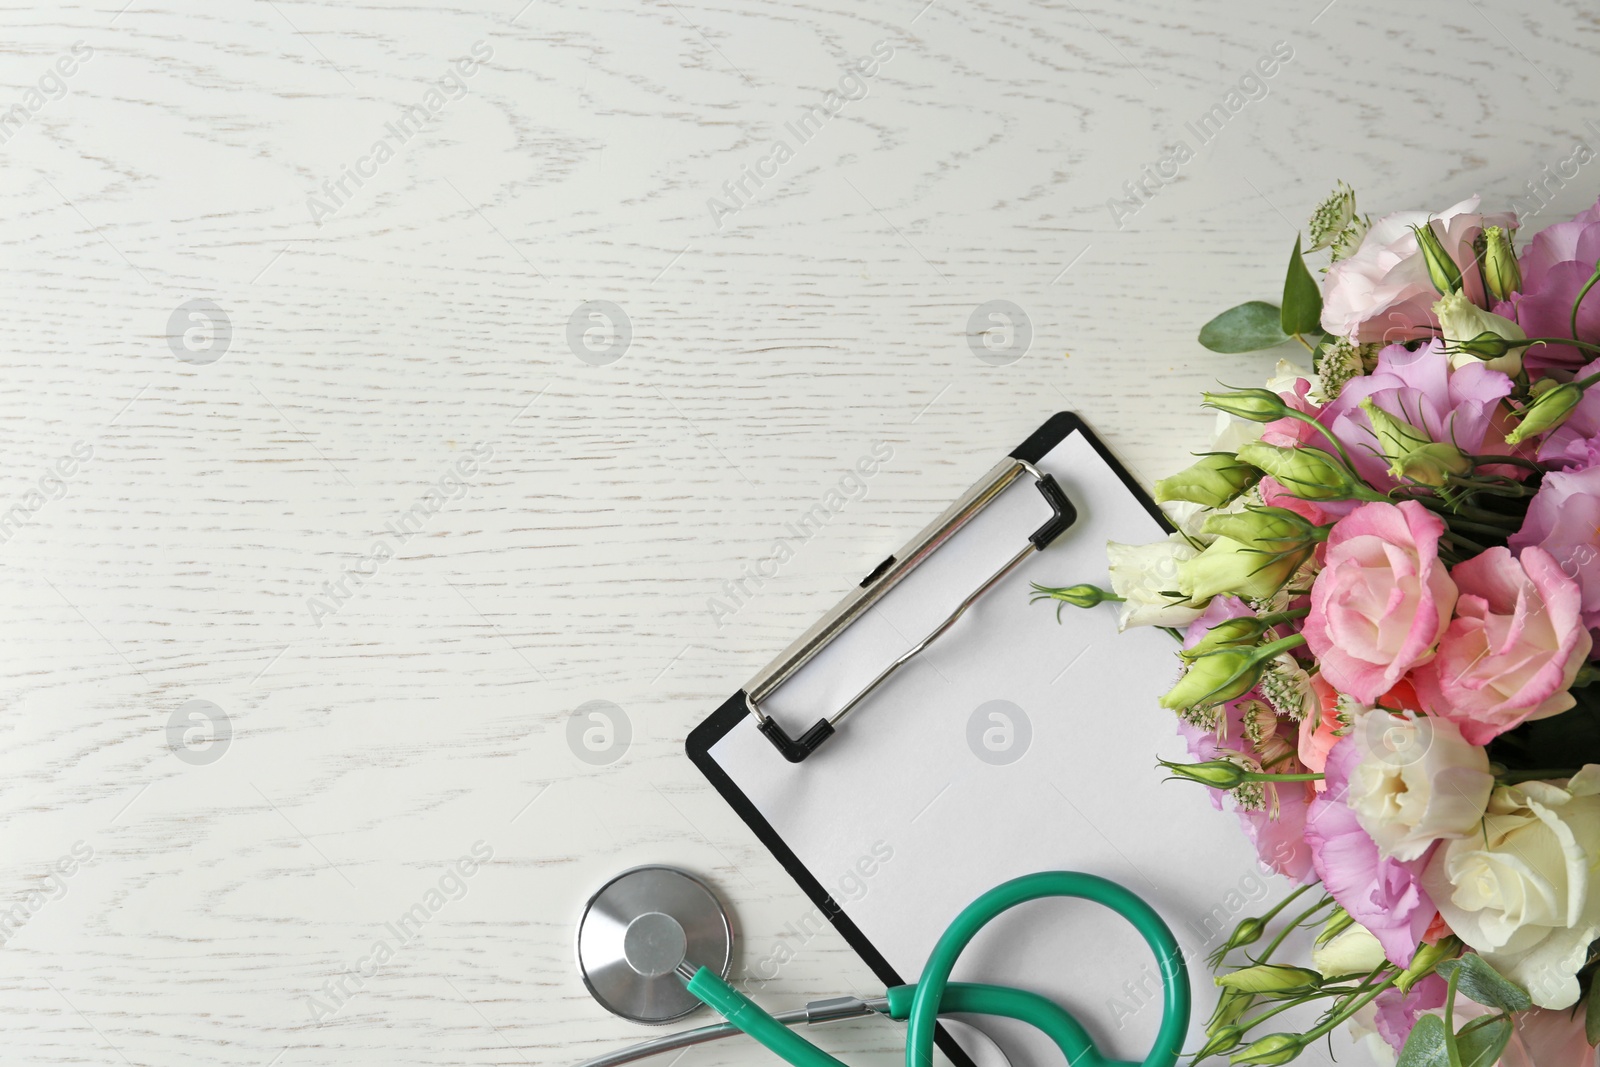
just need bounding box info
[1199,301,1292,353]
[1586,973,1600,1046]
[1435,955,1533,1013]
[1281,234,1324,336]
[1455,1016,1513,1067]
[1396,1013,1450,1067]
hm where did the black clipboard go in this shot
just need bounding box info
[687,412,1172,1067]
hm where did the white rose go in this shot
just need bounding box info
[1420,766,1600,1009]
[1346,710,1494,862]
[1311,922,1387,977]
[1106,534,1206,630]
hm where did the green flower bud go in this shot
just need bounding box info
[1159,635,1304,710]
[1412,222,1463,294]
[1153,452,1261,507]
[1224,916,1267,952]
[1230,1033,1303,1066]
[1216,964,1323,996]
[1158,758,1250,789]
[1202,388,1295,423]
[1029,582,1118,609]
[1358,398,1471,487]
[1394,442,1474,488]
[1395,935,1461,995]
[1311,923,1386,977]
[1314,907,1354,947]
[1180,615,1270,661]
[1202,506,1326,552]
[1359,396,1432,456]
[1207,914,1268,967]
[1209,988,1252,1031]
[1177,535,1311,602]
[1195,1024,1245,1060]
[1506,381,1584,445]
[1434,289,1525,374]
[1235,441,1362,502]
[1482,224,1522,303]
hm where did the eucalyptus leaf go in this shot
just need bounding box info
[1435,955,1533,1013]
[1456,1016,1513,1067]
[1198,301,1291,353]
[1281,235,1323,336]
[1395,1013,1449,1067]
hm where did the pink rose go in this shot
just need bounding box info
[1304,501,1457,704]
[1509,463,1600,636]
[1321,196,1515,344]
[1414,546,1591,745]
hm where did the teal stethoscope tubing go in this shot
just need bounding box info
[682,871,1190,1067]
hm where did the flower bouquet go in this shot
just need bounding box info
[1036,186,1600,1065]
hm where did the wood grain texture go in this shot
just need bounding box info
[1,0,1597,1063]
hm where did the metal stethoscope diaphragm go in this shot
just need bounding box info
[576,865,733,1025]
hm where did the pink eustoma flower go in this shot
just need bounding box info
[1497,195,1600,374]
[1305,737,1438,968]
[1413,546,1591,745]
[1303,501,1457,704]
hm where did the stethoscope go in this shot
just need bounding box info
[572,866,1190,1067]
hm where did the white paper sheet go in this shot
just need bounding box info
[706,428,1354,1067]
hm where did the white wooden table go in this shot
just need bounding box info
[1,1,1595,1063]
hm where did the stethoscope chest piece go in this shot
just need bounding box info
[577,865,732,1024]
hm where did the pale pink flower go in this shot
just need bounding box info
[1321,196,1515,344]
[1303,501,1457,704]
[1413,546,1591,745]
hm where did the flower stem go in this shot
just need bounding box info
[1441,530,1490,555]
[1298,970,1402,1044]
[1570,263,1600,343]
[1253,882,1312,928]
[1464,453,1542,472]
[1498,767,1581,784]
[1282,410,1363,475]
[1443,963,1464,1067]
[1514,336,1600,355]
[1254,895,1334,965]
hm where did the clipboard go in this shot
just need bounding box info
[686,413,1306,1067]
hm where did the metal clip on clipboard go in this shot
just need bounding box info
[743,456,1078,763]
